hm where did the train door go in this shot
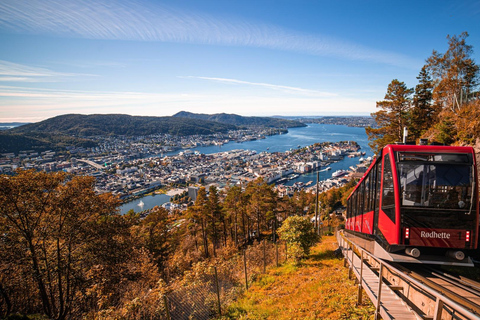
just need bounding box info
[378,152,398,244]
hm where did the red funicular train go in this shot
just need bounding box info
[346,144,479,264]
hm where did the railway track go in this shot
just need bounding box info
[396,264,480,318]
[339,231,480,320]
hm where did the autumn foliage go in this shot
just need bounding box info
[0,170,167,319]
[0,171,320,319]
[367,32,480,153]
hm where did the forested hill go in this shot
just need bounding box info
[173,111,306,128]
[0,132,96,154]
[1,113,305,153]
[1,114,240,153]
[9,114,238,136]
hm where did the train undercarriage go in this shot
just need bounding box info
[343,229,475,267]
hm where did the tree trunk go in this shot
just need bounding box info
[28,238,52,318]
[0,283,12,317]
[201,218,209,258]
[234,211,238,246]
[256,209,260,238]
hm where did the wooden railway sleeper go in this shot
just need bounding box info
[389,285,404,291]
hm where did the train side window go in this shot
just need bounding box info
[348,195,352,218]
[382,154,396,223]
[371,171,376,210]
[349,197,353,219]
[351,194,355,217]
[370,176,374,212]
[353,189,357,217]
[359,182,365,215]
[351,189,355,217]
[365,176,370,212]
[375,161,381,210]
[346,198,349,218]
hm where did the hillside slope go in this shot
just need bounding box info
[224,236,374,319]
[173,111,306,128]
[10,114,238,137]
[0,132,96,154]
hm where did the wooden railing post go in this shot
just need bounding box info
[276,241,279,267]
[374,262,384,320]
[349,242,354,279]
[163,295,171,320]
[357,250,364,305]
[433,297,444,320]
[263,239,266,273]
[243,249,248,290]
[214,266,222,316]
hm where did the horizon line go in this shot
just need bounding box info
[0,112,373,124]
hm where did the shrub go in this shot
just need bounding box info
[277,216,319,263]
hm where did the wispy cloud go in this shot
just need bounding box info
[0,85,180,101]
[0,60,95,82]
[0,84,376,122]
[53,60,127,69]
[0,85,203,121]
[181,76,337,97]
[0,0,419,68]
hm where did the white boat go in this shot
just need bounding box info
[359,157,364,162]
[138,200,144,207]
[332,170,347,178]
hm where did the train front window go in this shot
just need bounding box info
[396,152,474,210]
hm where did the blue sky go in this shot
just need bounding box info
[0,0,479,122]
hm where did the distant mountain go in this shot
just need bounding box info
[10,114,238,137]
[2,113,303,154]
[278,116,376,128]
[173,111,306,128]
[0,122,30,130]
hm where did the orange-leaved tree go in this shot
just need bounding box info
[0,169,120,319]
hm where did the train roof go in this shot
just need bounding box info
[383,144,475,153]
[347,144,476,200]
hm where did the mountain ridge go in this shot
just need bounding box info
[10,114,237,137]
[173,111,306,128]
[2,113,305,153]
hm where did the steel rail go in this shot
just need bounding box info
[399,265,480,316]
[426,266,480,293]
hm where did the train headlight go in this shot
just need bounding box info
[466,230,470,242]
[405,228,410,239]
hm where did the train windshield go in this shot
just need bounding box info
[396,152,475,210]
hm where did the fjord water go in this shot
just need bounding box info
[120,193,171,214]
[192,123,374,186]
[120,124,372,213]
[170,123,371,155]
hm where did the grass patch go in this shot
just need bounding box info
[222,236,375,319]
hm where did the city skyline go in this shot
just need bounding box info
[1,0,479,122]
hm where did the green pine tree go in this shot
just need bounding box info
[366,79,413,154]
